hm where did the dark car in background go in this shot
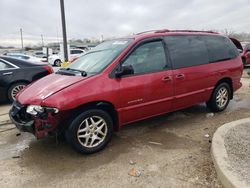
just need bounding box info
[0,56,53,102]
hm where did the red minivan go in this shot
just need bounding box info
[9,30,243,154]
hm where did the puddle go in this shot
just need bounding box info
[0,133,34,160]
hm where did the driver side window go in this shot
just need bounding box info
[123,41,167,74]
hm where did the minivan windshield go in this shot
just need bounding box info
[67,39,133,74]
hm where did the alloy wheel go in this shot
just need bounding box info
[11,84,26,100]
[216,87,229,109]
[77,116,108,148]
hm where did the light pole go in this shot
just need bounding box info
[20,28,24,50]
[41,34,44,47]
[60,0,68,62]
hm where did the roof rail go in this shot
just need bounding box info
[136,29,169,35]
[136,29,218,35]
[168,30,219,34]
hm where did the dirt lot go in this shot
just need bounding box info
[0,68,250,188]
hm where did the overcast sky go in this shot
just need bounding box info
[0,0,249,47]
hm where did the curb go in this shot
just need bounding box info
[211,118,250,188]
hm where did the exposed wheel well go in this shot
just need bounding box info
[214,78,233,99]
[70,101,119,131]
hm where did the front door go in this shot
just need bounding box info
[117,39,174,124]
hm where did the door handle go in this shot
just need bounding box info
[176,74,185,79]
[162,76,172,82]
[3,72,13,75]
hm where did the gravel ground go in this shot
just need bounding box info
[224,123,250,185]
[0,68,249,188]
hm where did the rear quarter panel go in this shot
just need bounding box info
[203,55,243,101]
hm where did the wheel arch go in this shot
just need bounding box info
[54,59,61,66]
[214,77,233,99]
[70,101,119,131]
[7,80,30,92]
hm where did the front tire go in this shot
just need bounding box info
[8,82,27,102]
[206,83,231,112]
[66,109,113,154]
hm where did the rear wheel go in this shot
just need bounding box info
[8,82,27,102]
[206,83,231,112]
[54,59,61,67]
[66,109,113,154]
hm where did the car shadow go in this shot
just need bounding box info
[15,103,208,175]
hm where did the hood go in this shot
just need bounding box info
[17,73,87,105]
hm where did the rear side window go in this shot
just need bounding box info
[203,36,238,63]
[164,36,208,69]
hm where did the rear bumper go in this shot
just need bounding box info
[233,81,242,92]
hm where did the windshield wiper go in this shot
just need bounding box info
[57,68,87,77]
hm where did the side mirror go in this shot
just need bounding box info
[115,65,134,78]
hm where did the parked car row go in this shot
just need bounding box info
[9,29,243,154]
[48,48,86,67]
[4,53,47,63]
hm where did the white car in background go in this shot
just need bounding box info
[5,53,45,63]
[48,49,86,66]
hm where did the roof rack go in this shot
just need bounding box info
[136,30,167,35]
[136,29,218,35]
[167,30,219,34]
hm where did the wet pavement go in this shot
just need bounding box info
[0,68,249,187]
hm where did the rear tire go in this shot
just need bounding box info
[66,109,113,154]
[7,82,27,102]
[206,83,231,112]
[54,59,61,67]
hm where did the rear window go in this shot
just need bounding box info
[164,36,209,69]
[203,36,238,63]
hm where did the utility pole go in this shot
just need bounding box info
[60,0,68,62]
[41,34,44,47]
[20,28,24,50]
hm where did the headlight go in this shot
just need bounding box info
[26,105,59,116]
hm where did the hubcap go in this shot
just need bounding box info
[77,116,108,148]
[11,84,26,99]
[216,87,229,109]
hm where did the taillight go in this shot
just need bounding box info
[43,65,54,74]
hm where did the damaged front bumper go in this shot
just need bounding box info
[9,101,61,139]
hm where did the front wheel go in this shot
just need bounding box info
[206,83,231,112]
[66,109,113,154]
